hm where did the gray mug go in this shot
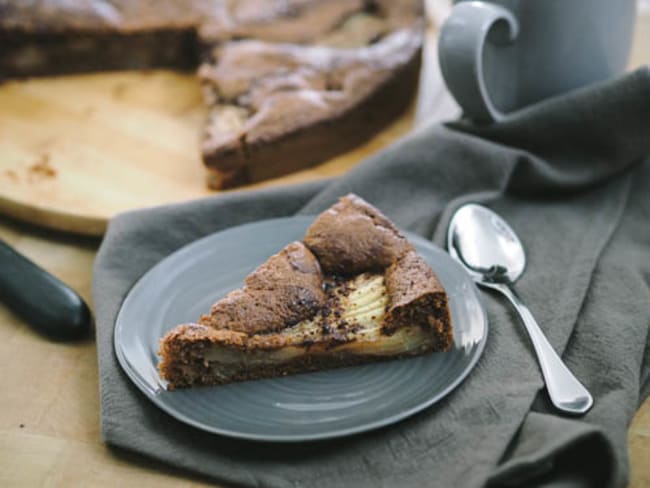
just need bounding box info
[438,0,637,122]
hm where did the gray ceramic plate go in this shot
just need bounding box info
[114,216,488,442]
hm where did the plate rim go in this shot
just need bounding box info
[114,216,488,442]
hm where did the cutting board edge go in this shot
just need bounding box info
[0,195,107,236]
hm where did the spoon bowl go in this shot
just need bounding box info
[448,204,525,284]
[447,203,593,415]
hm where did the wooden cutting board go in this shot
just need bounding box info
[0,70,422,236]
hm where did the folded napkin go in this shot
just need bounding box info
[93,67,650,488]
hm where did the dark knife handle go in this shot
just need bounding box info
[0,239,91,339]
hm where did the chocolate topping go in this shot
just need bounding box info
[303,194,414,275]
[199,241,325,335]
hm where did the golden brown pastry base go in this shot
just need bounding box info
[158,316,452,390]
[160,340,442,390]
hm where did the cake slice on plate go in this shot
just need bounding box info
[158,194,452,389]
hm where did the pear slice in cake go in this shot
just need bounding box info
[158,194,452,389]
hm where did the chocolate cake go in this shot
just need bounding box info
[199,25,422,188]
[159,194,452,389]
[1,0,423,188]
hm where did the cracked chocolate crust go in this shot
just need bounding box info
[200,18,423,188]
[304,193,414,275]
[159,194,453,388]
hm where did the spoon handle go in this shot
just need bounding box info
[488,282,593,415]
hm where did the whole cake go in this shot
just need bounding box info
[0,0,423,188]
[159,194,453,389]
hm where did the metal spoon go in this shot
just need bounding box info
[447,203,593,415]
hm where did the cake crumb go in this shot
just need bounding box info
[112,82,128,99]
[4,169,19,181]
[27,153,57,181]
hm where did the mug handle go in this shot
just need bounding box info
[438,2,519,122]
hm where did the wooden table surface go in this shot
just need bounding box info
[1,4,649,487]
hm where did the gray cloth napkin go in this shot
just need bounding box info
[93,67,650,488]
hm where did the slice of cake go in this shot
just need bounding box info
[159,194,452,389]
[199,24,422,188]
